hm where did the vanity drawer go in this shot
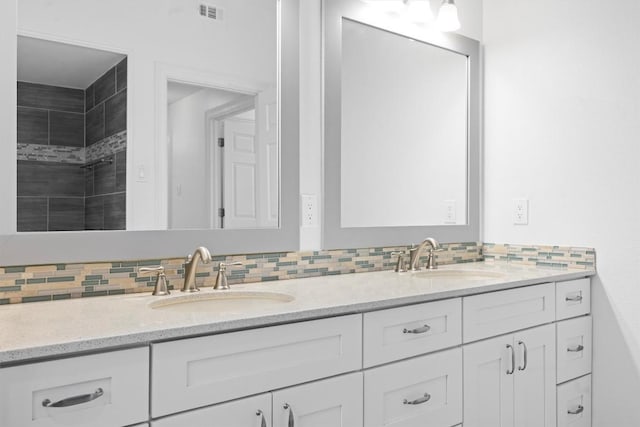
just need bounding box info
[557,316,592,384]
[151,393,272,427]
[364,348,462,427]
[556,278,591,320]
[463,282,556,342]
[557,375,591,427]
[151,314,362,417]
[363,298,461,367]
[0,347,149,427]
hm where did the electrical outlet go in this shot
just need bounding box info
[513,198,529,225]
[301,194,318,227]
[444,200,456,224]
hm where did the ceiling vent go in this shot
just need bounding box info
[199,4,223,21]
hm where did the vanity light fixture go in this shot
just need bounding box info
[436,0,461,32]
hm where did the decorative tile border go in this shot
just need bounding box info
[85,131,127,163]
[482,243,596,269]
[0,242,482,305]
[17,143,84,164]
[16,131,127,166]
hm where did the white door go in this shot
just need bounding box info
[463,334,515,427]
[513,324,557,427]
[151,393,271,427]
[272,373,363,427]
[256,86,278,228]
[223,117,258,229]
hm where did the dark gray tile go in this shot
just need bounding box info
[17,107,48,145]
[48,197,84,231]
[104,193,126,230]
[18,161,85,197]
[94,67,116,105]
[49,111,84,147]
[17,197,47,232]
[85,168,94,197]
[85,196,104,230]
[86,103,104,146]
[116,58,127,92]
[17,82,84,113]
[105,89,126,137]
[93,159,116,195]
[85,84,94,113]
[115,150,126,192]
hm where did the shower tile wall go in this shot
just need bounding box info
[16,58,127,232]
[17,83,86,231]
[84,58,127,230]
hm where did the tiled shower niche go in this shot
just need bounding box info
[16,48,127,232]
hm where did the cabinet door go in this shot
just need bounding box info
[513,324,557,427]
[463,334,515,427]
[151,393,271,427]
[272,373,363,427]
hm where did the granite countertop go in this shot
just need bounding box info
[0,261,595,366]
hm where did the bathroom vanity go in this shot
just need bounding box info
[0,263,594,427]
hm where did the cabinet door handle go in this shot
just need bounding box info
[568,405,584,415]
[517,341,528,371]
[256,410,267,427]
[283,403,294,427]
[403,324,431,334]
[567,344,585,352]
[42,388,104,408]
[403,393,431,405]
[565,294,583,302]
[506,344,515,375]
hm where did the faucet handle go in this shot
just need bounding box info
[139,266,170,296]
[391,251,406,273]
[214,262,243,290]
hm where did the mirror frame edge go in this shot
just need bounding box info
[322,0,481,249]
[0,0,300,266]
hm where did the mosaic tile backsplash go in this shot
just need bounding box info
[0,242,594,305]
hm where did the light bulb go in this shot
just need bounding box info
[437,0,460,32]
[406,0,434,23]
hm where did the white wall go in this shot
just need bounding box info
[483,1,640,425]
[298,0,484,249]
[3,0,276,231]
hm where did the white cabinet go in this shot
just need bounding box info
[557,375,591,427]
[363,298,461,368]
[151,314,362,417]
[464,324,556,427]
[557,316,592,384]
[151,394,272,427]
[556,278,590,321]
[0,347,149,427]
[272,373,363,427]
[364,348,462,427]
[463,283,556,342]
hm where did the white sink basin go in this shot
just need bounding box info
[148,290,295,313]
[412,270,508,280]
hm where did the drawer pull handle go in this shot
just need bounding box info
[256,410,267,427]
[42,388,104,408]
[283,403,294,427]
[566,294,583,302]
[506,344,515,375]
[568,344,585,352]
[568,405,584,415]
[518,341,528,371]
[403,393,431,405]
[403,325,431,334]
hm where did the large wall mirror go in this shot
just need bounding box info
[323,0,480,248]
[0,0,299,265]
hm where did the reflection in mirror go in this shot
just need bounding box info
[340,19,468,227]
[166,82,279,230]
[16,36,127,232]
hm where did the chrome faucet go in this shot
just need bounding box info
[408,238,441,271]
[182,246,212,292]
